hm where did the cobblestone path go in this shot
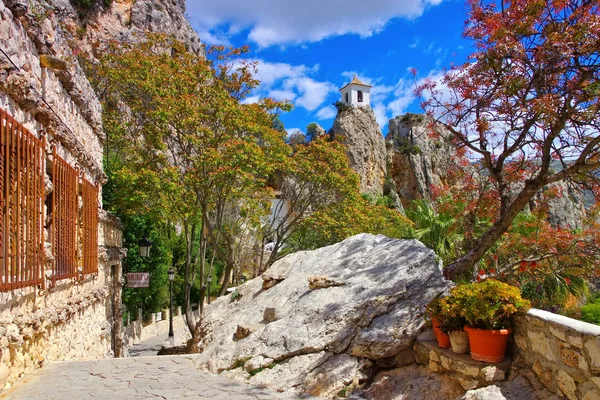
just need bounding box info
[0,355,306,399]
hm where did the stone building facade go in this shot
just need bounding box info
[0,0,124,390]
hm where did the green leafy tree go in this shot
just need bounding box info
[94,35,291,336]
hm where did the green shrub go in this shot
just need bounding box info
[397,138,421,156]
[581,302,600,325]
[451,279,531,330]
[333,101,352,113]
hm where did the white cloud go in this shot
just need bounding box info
[195,30,232,46]
[372,104,389,128]
[408,36,421,49]
[285,128,303,138]
[388,69,447,116]
[186,0,446,47]
[241,95,260,104]
[268,90,297,102]
[244,60,336,112]
[316,106,337,120]
[286,77,337,111]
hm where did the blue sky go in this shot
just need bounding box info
[185,0,473,136]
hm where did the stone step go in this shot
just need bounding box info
[414,336,512,391]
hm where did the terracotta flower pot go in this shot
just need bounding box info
[449,330,469,354]
[431,318,451,349]
[464,325,511,363]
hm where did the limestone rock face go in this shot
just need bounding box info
[386,113,587,229]
[530,181,586,230]
[312,123,327,139]
[386,113,463,202]
[51,0,204,58]
[333,107,387,197]
[194,234,451,397]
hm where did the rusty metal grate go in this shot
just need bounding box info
[52,148,78,283]
[81,177,98,276]
[0,108,46,291]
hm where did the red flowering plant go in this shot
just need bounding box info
[480,203,599,310]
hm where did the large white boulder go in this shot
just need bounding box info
[194,234,451,397]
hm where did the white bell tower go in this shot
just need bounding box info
[339,75,372,107]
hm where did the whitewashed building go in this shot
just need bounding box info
[339,75,372,107]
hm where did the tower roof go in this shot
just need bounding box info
[339,75,372,91]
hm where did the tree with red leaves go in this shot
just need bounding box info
[420,0,600,278]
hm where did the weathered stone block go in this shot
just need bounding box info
[514,334,528,351]
[440,354,452,370]
[549,325,567,342]
[584,338,600,372]
[528,330,556,362]
[557,370,577,400]
[454,360,480,378]
[582,387,600,400]
[307,275,345,290]
[261,274,284,290]
[429,360,440,372]
[559,342,581,368]
[233,324,264,341]
[568,335,584,349]
[480,365,505,382]
[458,377,479,391]
[262,308,277,323]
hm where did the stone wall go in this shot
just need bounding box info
[414,333,511,392]
[410,308,600,399]
[0,0,124,390]
[513,309,600,400]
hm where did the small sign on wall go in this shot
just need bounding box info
[126,272,150,288]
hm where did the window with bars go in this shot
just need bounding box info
[51,148,79,283]
[81,178,99,276]
[0,109,46,291]
[0,107,100,292]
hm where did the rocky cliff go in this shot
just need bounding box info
[56,0,204,58]
[332,106,387,197]
[194,234,451,398]
[386,113,464,203]
[530,181,587,230]
[385,113,587,228]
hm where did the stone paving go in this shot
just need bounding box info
[0,355,309,400]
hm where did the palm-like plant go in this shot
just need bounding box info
[406,199,462,266]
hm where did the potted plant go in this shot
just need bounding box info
[426,294,451,349]
[439,296,469,354]
[453,279,531,362]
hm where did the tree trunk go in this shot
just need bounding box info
[446,183,541,279]
[218,250,235,296]
[218,262,233,296]
[183,222,196,337]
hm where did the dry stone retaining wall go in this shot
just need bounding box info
[513,308,600,400]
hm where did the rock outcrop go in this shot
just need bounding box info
[333,107,387,197]
[386,113,465,203]
[194,234,451,398]
[530,181,586,230]
[386,113,587,228]
[52,0,204,58]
